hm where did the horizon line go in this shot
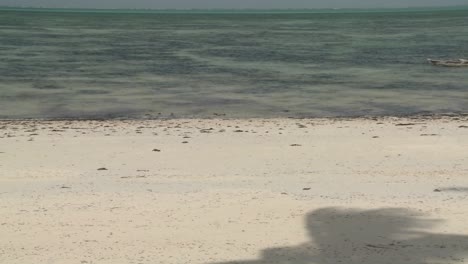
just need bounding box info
[1,5,468,12]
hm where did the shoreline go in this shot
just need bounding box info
[1,112,467,122]
[1,117,468,263]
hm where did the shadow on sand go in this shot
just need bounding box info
[212,207,468,264]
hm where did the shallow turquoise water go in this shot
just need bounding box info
[0,9,467,118]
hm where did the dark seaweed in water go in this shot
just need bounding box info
[33,82,63,90]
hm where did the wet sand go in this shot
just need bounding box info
[1,117,468,264]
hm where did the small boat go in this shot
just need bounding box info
[427,58,468,67]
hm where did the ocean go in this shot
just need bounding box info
[0,8,467,119]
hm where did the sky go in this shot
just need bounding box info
[1,0,468,9]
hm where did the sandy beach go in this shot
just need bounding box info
[1,116,468,264]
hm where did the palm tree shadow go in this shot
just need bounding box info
[211,207,468,264]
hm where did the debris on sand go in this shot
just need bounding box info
[395,123,416,126]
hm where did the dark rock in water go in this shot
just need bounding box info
[303,187,311,191]
[97,167,108,171]
[152,149,161,152]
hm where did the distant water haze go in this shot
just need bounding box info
[0,9,467,119]
[2,0,468,9]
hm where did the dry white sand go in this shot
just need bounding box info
[1,117,468,264]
